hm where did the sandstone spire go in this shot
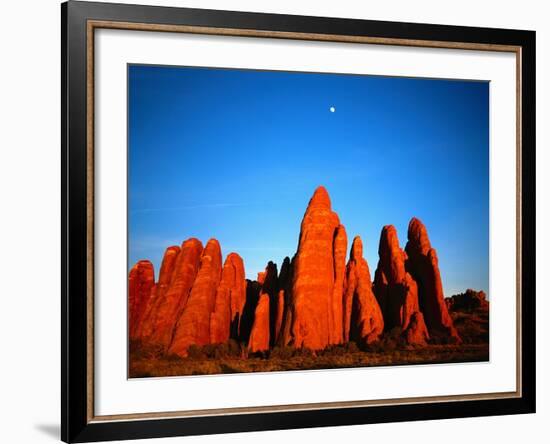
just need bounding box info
[405,218,460,342]
[248,293,270,353]
[290,186,342,350]
[168,239,223,356]
[373,226,425,335]
[331,224,347,345]
[128,260,155,339]
[277,255,295,347]
[344,236,384,345]
[210,252,246,344]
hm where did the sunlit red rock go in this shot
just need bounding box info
[139,240,203,347]
[290,186,341,350]
[211,252,246,344]
[330,224,347,345]
[168,239,222,357]
[225,253,247,340]
[136,246,181,337]
[344,236,384,345]
[404,311,430,345]
[129,186,472,358]
[373,225,423,335]
[405,218,461,342]
[248,293,270,353]
[157,246,181,288]
[128,260,155,339]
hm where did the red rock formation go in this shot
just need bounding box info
[239,279,261,344]
[331,224,347,345]
[373,225,425,338]
[248,293,270,353]
[139,240,203,347]
[211,252,246,344]
[273,257,291,345]
[226,253,247,340]
[344,236,384,345]
[157,246,181,289]
[136,246,181,337]
[405,218,461,342]
[277,256,295,347]
[128,260,155,339]
[404,311,430,345]
[168,239,222,357]
[290,186,342,350]
[129,187,470,358]
[258,262,279,346]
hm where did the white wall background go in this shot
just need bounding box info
[0,0,547,443]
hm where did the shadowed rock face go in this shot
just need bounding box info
[239,280,262,345]
[129,186,471,357]
[258,262,279,347]
[273,257,291,346]
[373,226,429,344]
[290,186,343,350]
[405,218,461,343]
[128,260,155,339]
[139,240,203,347]
[169,239,223,357]
[278,256,295,347]
[211,252,246,344]
[233,261,278,353]
[344,237,384,345]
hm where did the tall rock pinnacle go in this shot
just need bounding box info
[405,218,460,342]
[343,236,384,345]
[373,225,428,344]
[290,186,343,350]
[248,293,270,353]
[211,252,246,344]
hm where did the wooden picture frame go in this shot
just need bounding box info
[62,1,536,442]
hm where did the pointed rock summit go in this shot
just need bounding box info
[211,252,246,344]
[290,186,345,350]
[344,236,384,345]
[373,225,428,344]
[405,218,460,342]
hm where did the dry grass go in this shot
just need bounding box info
[129,341,489,378]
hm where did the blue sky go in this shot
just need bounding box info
[128,65,489,297]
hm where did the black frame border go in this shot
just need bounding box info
[62,1,536,442]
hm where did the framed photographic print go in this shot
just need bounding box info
[61,1,536,442]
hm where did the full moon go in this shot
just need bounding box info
[329,106,336,113]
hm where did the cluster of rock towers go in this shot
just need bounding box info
[129,186,460,358]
